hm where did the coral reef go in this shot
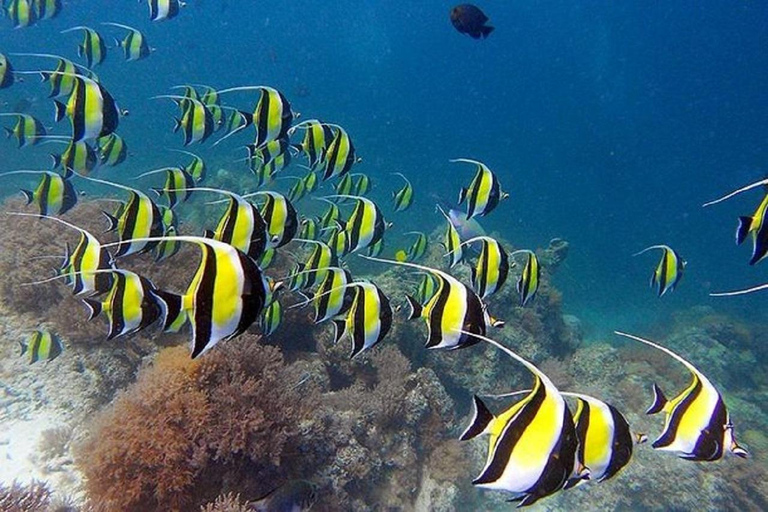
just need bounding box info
[0,480,51,512]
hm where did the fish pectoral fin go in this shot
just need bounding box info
[645,382,667,415]
[736,216,752,245]
[460,395,494,441]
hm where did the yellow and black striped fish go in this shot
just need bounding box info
[104,22,151,61]
[289,119,334,170]
[634,245,685,297]
[14,53,91,98]
[333,281,393,359]
[216,85,295,148]
[20,330,63,364]
[148,0,184,22]
[193,187,268,260]
[0,53,17,89]
[322,124,360,181]
[260,297,283,337]
[1,113,46,147]
[135,167,195,209]
[453,158,508,219]
[112,236,269,358]
[392,172,414,212]
[53,74,122,143]
[83,270,164,340]
[298,217,318,241]
[244,191,298,249]
[5,0,37,28]
[310,267,355,324]
[514,250,540,307]
[334,173,354,196]
[1,169,77,216]
[364,256,503,350]
[247,137,291,169]
[414,272,438,304]
[155,95,213,145]
[171,149,206,183]
[327,194,389,254]
[462,236,510,299]
[51,140,98,175]
[396,231,428,263]
[295,238,339,289]
[61,26,107,67]
[437,205,463,268]
[615,331,748,461]
[96,133,127,167]
[153,206,181,262]
[32,0,61,20]
[84,176,163,258]
[460,333,579,507]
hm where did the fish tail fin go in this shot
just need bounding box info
[460,395,494,441]
[172,117,181,133]
[82,297,102,320]
[202,229,214,238]
[153,290,186,332]
[646,383,667,414]
[481,25,495,38]
[3,127,11,139]
[736,216,752,245]
[20,189,34,205]
[404,294,422,320]
[458,187,467,205]
[53,100,67,122]
[18,341,27,356]
[332,319,346,344]
[101,211,119,233]
[50,153,62,169]
[40,71,51,83]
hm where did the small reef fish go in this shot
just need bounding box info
[135,167,195,209]
[451,4,494,39]
[104,22,152,61]
[437,205,464,268]
[298,217,318,240]
[248,138,291,169]
[1,113,46,147]
[251,480,317,512]
[155,95,214,145]
[353,173,371,196]
[322,124,360,180]
[414,272,438,304]
[6,0,37,28]
[295,238,338,289]
[83,269,164,340]
[53,74,122,143]
[614,332,748,461]
[61,26,107,67]
[514,250,540,307]
[14,53,86,98]
[397,231,428,262]
[392,172,414,212]
[96,133,127,167]
[462,236,510,299]
[460,333,579,507]
[363,255,503,350]
[105,236,269,358]
[171,149,206,182]
[302,169,319,194]
[245,191,298,249]
[51,140,98,175]
[325,194,389,254]
[310,267,355,324]
[453,158,508,219]
[153,206,181,262]
[334,281,393,359]
[334,173,354,196]
[286,176,307,203]
[704,178,768,265]
[216,85,295,148]
[1,169,77,216]
[0,53,17,89]
[32,0,61,20]
[20,330,63,364]
[634,245,685,297]
[260,297,283,336]
[289,119,334,170]
[148,0,184,22]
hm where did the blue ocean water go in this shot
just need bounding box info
[2,1,767,335]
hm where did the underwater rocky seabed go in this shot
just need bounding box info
[0,191,766,511]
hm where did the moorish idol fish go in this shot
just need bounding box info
[309,267,355,324]
[293,238,338,289]
[9,212,114,296]
[147,0,184,22]
[153,206,181,262]
[704,179,768,266]
[460,236,510,299]
[634,245,685,297]
[247,137,291,169]
[513,250,540,307]
[170,149,206,182]
[333,281,393,358]
[285,176,307,203]
[103,22,151,61]
[260,296,283,336]
[52,73,122,142]
[51,140,98,175]
[20,330,63,364]
[0,169,77,216]
[614,331,748,461]
[322,124,360,181]
[460,333,580,507]
[288,119,334,170]
[105,236,269,358]
[302,168,318,194]
[392,172,414,212]
[414,272,438,305]
[324,194,389,254]
[317,199,341,229]
[32,0,61,20]
[96,133,127,167]
[298,217,318,241]
[188,187,267,260]
[154,95,213,145]
[11,53,91,98]
[362,255,503,350]
[353,173,371,196]
[397,231,428,263]
[6,0,37,28]
[437,204,463,268]
[334,173,354,196]
[215,85,295,148]
[453,158,508,220]
[242,191,298,249]
[82,269,164,340]
[0,53,17,89]
[81,176,163,258]
[1,113,46,147]
[60,26,107,67]
[135,166,195,209]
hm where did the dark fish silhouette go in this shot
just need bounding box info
[451,4,494,39]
